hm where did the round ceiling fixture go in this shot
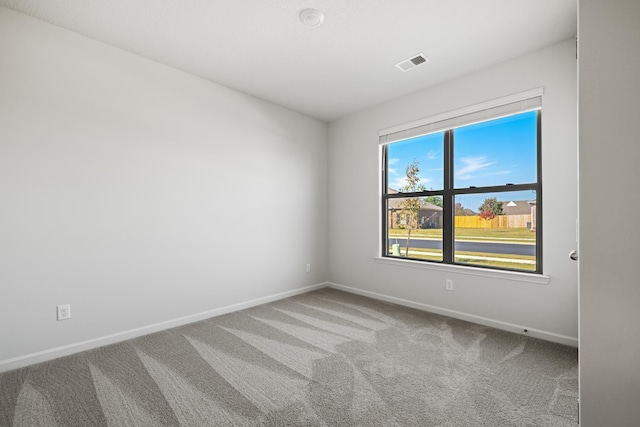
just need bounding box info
[300,9,324,27]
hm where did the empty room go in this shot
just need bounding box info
[0,1,638,426]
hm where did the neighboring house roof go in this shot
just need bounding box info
[388,198,443,211]
[387,189,443,211]
[422,201,444,211]
[502,200,534,215]
[455,206,477,216]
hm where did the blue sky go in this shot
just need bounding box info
[387,110,538,212]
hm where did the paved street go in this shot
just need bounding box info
[388,237,535,256]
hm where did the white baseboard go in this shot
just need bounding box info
[0,282,328,373]
[327,282,578,348]
[1,280,577,373]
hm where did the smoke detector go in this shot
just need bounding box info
[395,53,430,72]
[300,9,324,27]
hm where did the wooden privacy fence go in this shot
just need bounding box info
[455,214,532,229]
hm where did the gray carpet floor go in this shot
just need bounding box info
[0,288,578,426]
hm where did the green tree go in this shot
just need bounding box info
[478,197,504,216]
[478,197,503,228]
[398,159,426,257]
[424,195,443,208]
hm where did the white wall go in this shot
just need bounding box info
[0,7,328,370]
[328,39,578,343]
[578,1,640,425]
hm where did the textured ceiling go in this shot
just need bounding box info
[0,0,576,122]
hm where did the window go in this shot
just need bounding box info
[381,92,542,273]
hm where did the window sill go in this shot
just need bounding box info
[374,256,550,285]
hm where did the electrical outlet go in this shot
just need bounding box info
[57,304,71,321]
[445,279,453,291]
[306,263,311,273]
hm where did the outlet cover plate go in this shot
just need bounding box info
[57,304,71,321]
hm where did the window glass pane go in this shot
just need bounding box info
[387,196,443,261]
[386,132,444,193]
[453,111,537,188]
[454,190,537,271]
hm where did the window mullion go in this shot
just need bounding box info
[442,130,453,263]
[382,145,389,257]
[453,183,537,195]
[536,110,543,273]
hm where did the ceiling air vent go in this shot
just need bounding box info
[395,53,430,72]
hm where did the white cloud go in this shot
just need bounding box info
[425,150,439,160]
[390,177,407,190]
[456,156,496,179]
[387,158,400,176]
[390,176,430,191]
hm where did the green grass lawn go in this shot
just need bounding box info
[387,242,537,272]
